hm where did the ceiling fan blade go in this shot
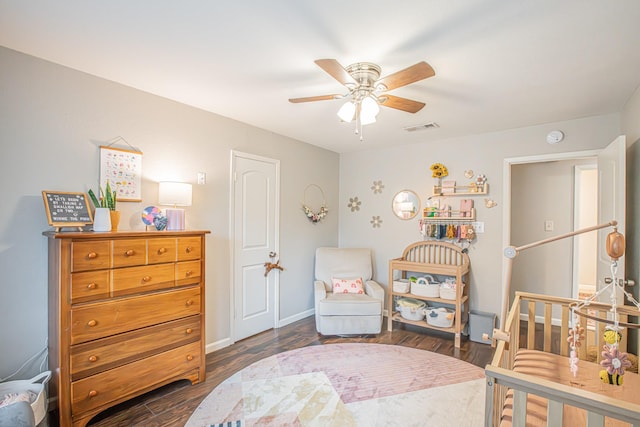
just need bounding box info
[379,94,426,113]
[314,59,357,86]
[377,61,435,91]
[289,94,341,103]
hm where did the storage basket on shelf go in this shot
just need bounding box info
[439,283,463,300]
[410,275,440,298]
[396,297,427,321]
[392,279,410,294]
[0,371,51,425]
[426,307,455,328]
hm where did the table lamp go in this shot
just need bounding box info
[158,182,192,231]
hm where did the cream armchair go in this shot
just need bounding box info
[314,247,384,335]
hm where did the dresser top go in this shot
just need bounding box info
[43,230,211,239]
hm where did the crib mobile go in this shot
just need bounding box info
[568,227,637,384]
[492,220,639,386]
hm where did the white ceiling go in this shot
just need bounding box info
[2,1,640,153]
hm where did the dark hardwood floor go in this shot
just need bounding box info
[53,316,495,427]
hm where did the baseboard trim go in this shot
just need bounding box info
[206,337,233,354]
[278,309,314,328]
[520,312,562,327]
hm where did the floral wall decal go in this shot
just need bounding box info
[348,197,361,212]
[484,198,498,208]
[370,216,382,228]
[371,180,384,194]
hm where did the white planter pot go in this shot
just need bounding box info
[93,208,112,232]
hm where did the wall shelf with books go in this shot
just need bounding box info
[432,182,488,197]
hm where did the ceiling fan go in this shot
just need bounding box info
[289,59,435,140]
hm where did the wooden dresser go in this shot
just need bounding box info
[44,230,209,427]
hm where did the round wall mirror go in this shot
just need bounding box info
[392,190,420,220]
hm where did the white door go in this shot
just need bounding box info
[231,151,280,341]
[596,136,626,304]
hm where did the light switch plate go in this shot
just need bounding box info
[472,221,484,233]
[197,172,206,185]
[545,220,554,231]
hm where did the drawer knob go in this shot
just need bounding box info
[185,270,193,277]
[142,276,152,282]
[186,299,194,306]
[125,249,135,257]
[87,283,97,290]
[185,246,193,253]
[158,247,166,254]
[87,319,97,327]
[88,390,98,398]
[185,328,193,334]
[186,355,194,361]
[87,252,97,259]
[88,355,98,363]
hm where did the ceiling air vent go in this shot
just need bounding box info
[403,122,440,132]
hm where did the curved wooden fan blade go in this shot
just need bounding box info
[289,94,340,103]
[314,59,357,86]
[380,94,426,113]
[377,61,435,91]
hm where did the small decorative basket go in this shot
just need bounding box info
[439,283,463,300]
[426,307,455,328]
[393,279,410,294]
[0,371,51,425]
[396,297,427,321]
[411,275,440,298]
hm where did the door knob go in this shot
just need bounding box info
[604,277,636,287]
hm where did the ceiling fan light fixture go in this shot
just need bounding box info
[291,58,436,141]
[360,96,380,121]
[337,101,356,122]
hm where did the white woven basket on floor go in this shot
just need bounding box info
[0,371,51,425]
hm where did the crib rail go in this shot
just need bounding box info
[485,291,640,427]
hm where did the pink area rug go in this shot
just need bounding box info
[185,343,486,427]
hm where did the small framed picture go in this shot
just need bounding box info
[100,146,143,202]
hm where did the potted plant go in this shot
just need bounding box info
[88,181,119,231]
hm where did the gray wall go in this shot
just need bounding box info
[339,114,621,321]
[621,83,640,352]
[2,43,639,379]
[0,46,339,379]
[511,159,596,299]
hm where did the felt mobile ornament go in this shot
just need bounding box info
[566,226,638,384]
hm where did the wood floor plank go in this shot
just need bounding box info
[48,315,495,426]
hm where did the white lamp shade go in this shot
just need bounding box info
[337,101,356,122]
[158,182,192,206]
[360,96,380,125]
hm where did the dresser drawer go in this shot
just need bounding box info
[70,287,201,344]
[178,237,201,261]
[71,270,110,303]
[176,260,201,286]
[112,239,147,268]
[71,341,201,414]
[112,263,176,297]
[72,241,111,272]
[70,316,201,380]
[148,238,177,264]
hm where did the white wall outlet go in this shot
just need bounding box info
[197,172,206,185]
[544,220,554,232]
[472,221,485,233]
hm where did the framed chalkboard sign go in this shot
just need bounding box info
[42,191,93,231]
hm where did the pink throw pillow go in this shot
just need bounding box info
[331,277,364,294]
